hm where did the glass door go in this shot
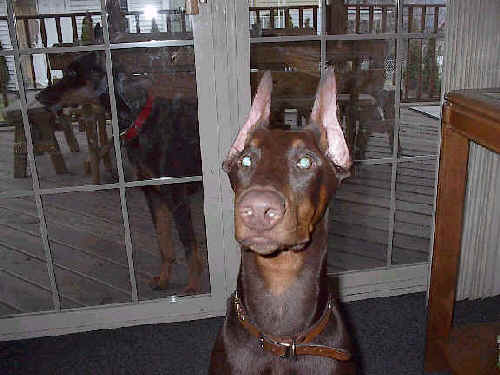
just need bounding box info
[0,0,230,340]
[246,0,446,301]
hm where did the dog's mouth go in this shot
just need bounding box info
[239,236,309,255]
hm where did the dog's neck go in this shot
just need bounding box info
[237,215,330,337]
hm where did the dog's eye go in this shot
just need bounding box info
[297,156,312,169]
[241,155,252,167]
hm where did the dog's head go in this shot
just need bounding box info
[36,52,109,112]
[223,70,351,256]
[36,52,153,132]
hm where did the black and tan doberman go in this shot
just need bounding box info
[36,52,203,293]
[210,70,356,374]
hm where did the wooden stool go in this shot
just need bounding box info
[80,104,113,185]
[10,107,69,178]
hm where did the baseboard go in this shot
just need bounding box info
[333,263,429,302]
[0,294,225,341]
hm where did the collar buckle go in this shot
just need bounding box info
[280,339,297,360]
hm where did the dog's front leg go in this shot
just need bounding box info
[143,186,176,290]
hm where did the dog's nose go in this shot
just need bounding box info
[238,190,285,230]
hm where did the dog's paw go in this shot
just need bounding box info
[149,276,169,290]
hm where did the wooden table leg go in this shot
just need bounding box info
[59,114,80,153]
[35,113,68,175]
[83,105,101,185]
[96,109,113,174]
[13,122,28,178]
[424,106,470,372]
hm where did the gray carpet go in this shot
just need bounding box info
[1,293,499,374]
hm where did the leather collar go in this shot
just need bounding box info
[232,290,352,361]
[120,93,154,142]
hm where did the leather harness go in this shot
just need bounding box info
[233,290,352,361]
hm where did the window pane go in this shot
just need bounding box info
[0,3,12,50]
[111,46,200,182]
[327,1,397,35]
[403,1,447,33]
[21,52,119,189]
[1,93,35,193]
[398,105,440,157]
[43,190,131,309]
[392,159,436,265]
[126,183,210,300]
[401,38,444,102]
[13,0,103,49]
[251,41,321,129]
[0,197,53,317]
[328,164,391,272]
[327,39,396,160]
[106,0,193,43]
[249,0,321,37]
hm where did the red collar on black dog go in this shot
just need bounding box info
[120,93,154,142]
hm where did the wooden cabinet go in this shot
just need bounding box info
[425,88,500,374]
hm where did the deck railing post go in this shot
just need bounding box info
[382,6,388,32]
[55,16,63,44]
[71,15,78,42]
[369,6,374,33]
[421,5,426,33]
[313,6,317,32]
[355,5,360,33]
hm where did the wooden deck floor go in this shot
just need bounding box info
[0,108,440,317]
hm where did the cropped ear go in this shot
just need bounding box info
[223,71,272,172]
[308,68,352,178]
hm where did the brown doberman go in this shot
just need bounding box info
[209,70,356,374]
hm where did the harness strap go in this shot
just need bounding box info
[233,291,352,361]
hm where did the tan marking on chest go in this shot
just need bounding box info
[255,251,305,296]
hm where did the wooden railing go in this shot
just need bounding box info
[249,3,445,102]
[123,9,189,35]
[15,9,191,49]
[17,11,101,48]
[6,4,444,101]
[249,5,319,36]
[250,4,445,35]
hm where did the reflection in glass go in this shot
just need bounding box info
[392,159,436,265]
[43,190,131,309]
[250,41,320,129]
[127,184,210,300]
[328,164,391,272]
[402,38,444,102]
[403,1,447,33]
[106,0,193,43]
[21,52,118,188]
[249,1,321,37]
[0,197,53,317]
[398,105,440,157]
[327,40,396,160]
[0,3,12,50]
[326,0,397,35]
[111,47,200,182]
[1,93,36,193]
[13,1,102,48]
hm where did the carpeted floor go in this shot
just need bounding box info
[1,293,499,374]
